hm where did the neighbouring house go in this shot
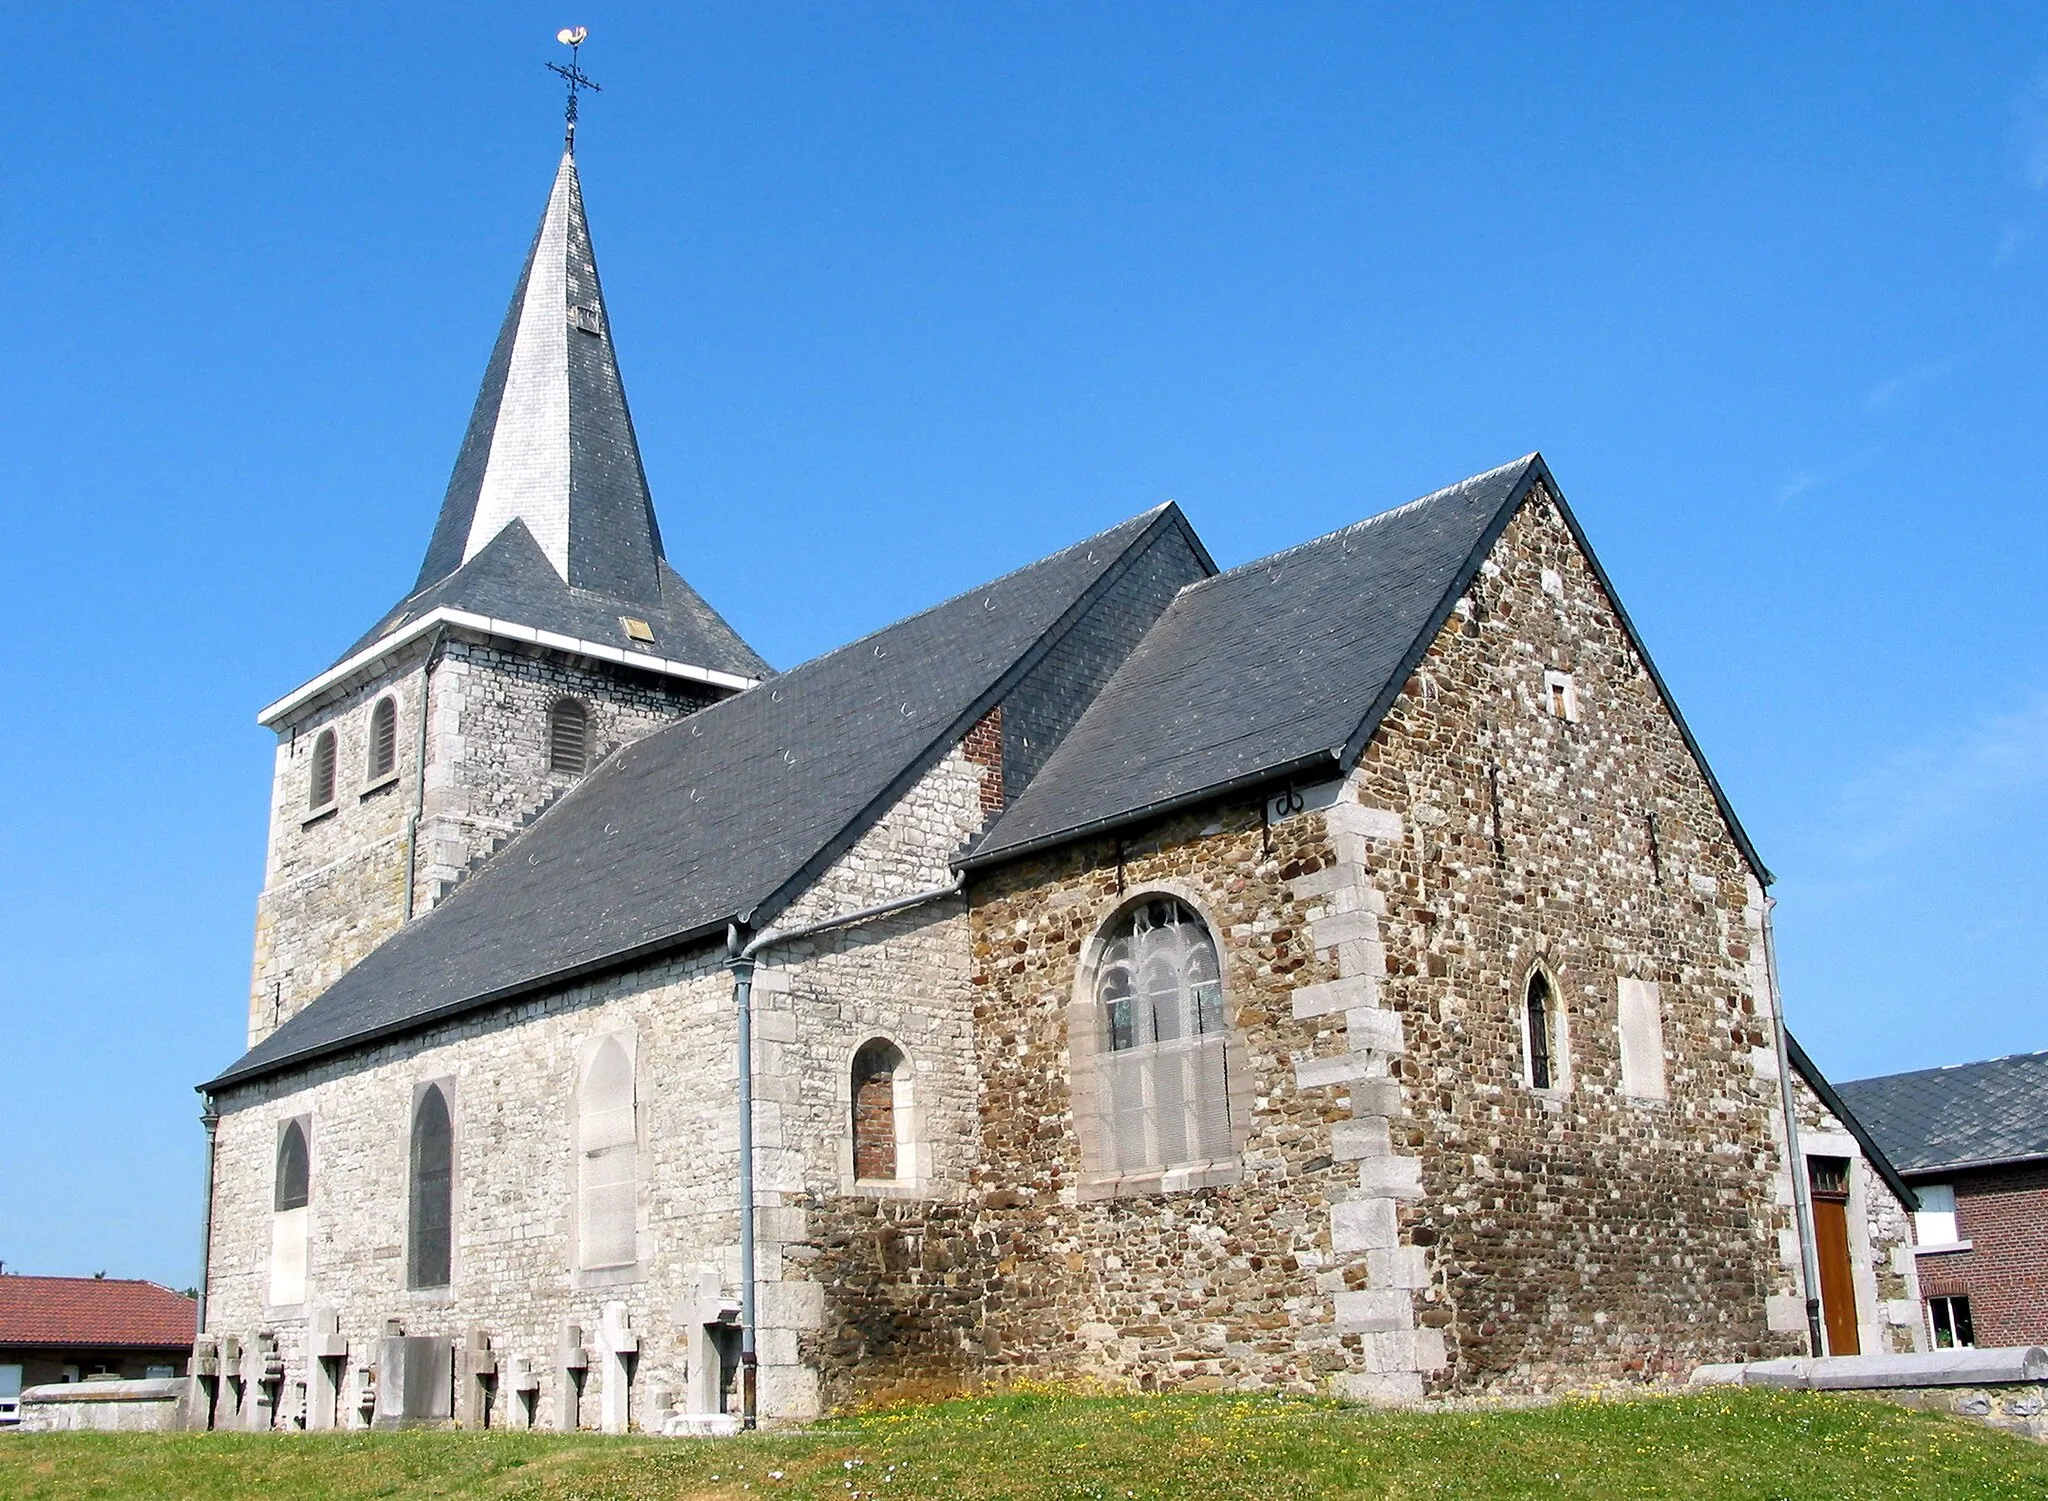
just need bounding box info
[1782,1038,1924,1357]
[1838,1050,2048,1350]
[194,135,1832,1433]
[0,1276,196,1421]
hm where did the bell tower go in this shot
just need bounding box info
[246,138,767,1047]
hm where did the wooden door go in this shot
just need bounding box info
[1809,1157,1860,1356]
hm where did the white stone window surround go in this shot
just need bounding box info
[364,694,401,784]
[1516,960,1573,1098]
[304,727,340,823]
[838,1036,926,1198]
[403,1076,460,1300]
[1067,883,1252,1201]
[1616,976,1669,1103]
[570,1030,649,1287]
[1541,669,1580,724]
[267,1112,314,1313]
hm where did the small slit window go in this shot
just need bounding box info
[1543,671,1579,723]
[1525,971,1557,1090]
[407,1084,454,1289]
[549,698,590,774]
[851,1039,905,1183]
[367,696,399,781]
[308,729,337,810]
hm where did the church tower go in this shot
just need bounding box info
[246,148,767,1048]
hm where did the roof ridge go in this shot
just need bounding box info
[1185,455,1540,591]
[1842,1049,2048,1087]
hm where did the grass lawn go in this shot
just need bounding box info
[3,1388,2045,1500]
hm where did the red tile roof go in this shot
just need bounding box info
[0,1277,196,1349]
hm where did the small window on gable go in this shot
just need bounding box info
[308,729,337,811]
[1915,1184,1959,1247]
[577,1038,637,1270]
[274,1119,310,1211]
[367,696,399,781]
[1617,978,1667,1101]
[1525,971,1557,1090]
[408,1084,454,1289]
[1543,671,1579,723]
[549,698,590,774]
[851,1039,905,1183]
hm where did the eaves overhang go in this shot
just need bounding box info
[256,606,763,728]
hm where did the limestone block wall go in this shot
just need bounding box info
[250,632,720,1043]
[208,947,747,1431]
[1788,1072,1924,1355]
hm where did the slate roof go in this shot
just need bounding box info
[970,454,1770,880]
[0,1278,195,1350]
[209,506,1191,1091]
[337,151,764,683]
[1835,1050,2048,1176]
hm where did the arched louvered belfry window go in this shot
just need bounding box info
[367,696,399,781]
[576,1038,637,1270]
[1525,971,1556,1090]
[1090,897,1232,1176]
[851,1039,905,1183]
[549,698,590,774]
[308,729,337,810]
[274,1119,310,1212]
[407,1084,454,1288]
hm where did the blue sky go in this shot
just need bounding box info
[5,5,2047,1285]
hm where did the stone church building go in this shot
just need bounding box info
[196,145,1845,1431]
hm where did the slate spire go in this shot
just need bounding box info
[413,151,666,606]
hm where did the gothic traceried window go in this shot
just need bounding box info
[408,1084,454,1289]
[851,1039,905,1183]
[308,729,337,811]
[1089,897,1232,1178]
[577,1038,637,1270]
[368,696,399,781]
[549,698,590,774]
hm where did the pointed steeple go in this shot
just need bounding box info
[414,151,665,605]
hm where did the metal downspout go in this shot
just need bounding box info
[723,871,967,1430]
[195,1096,219,1338]
[1763,895,1824,1356]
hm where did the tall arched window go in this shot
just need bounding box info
[1525,972,1556,1090]
[1090,897,1232,1177]
[367,696,399,780]
[577,1038,637,1270]
[549,698,590,774]
[269,1117,311,1306]
[407,1084,454,1288]
[308,729,337,810]
[274,1120,310,1211]
[851,1039,905,1183]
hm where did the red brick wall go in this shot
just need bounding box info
[962,705,1005,817]
[1915,1163,2048,1346]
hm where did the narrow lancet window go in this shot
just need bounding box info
[549,698,590,774]
[368,696,399,781]
[269,1118,311,1305]
[851,1039,905,1183]
[408,1084,454,1288]
[275,1120,310,1211]
[308,729,337,810]
[1526,972,1555,1090]
[577,1038,637,1270]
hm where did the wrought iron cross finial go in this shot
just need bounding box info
[548,27,602,154]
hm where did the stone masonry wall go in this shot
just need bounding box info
[800,482,1803,1407]
[1789,1072,1923,1355]
[250,632,719,1044]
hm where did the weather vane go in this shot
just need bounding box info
[548,27,601,154]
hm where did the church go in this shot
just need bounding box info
[193,134,1852,1433]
